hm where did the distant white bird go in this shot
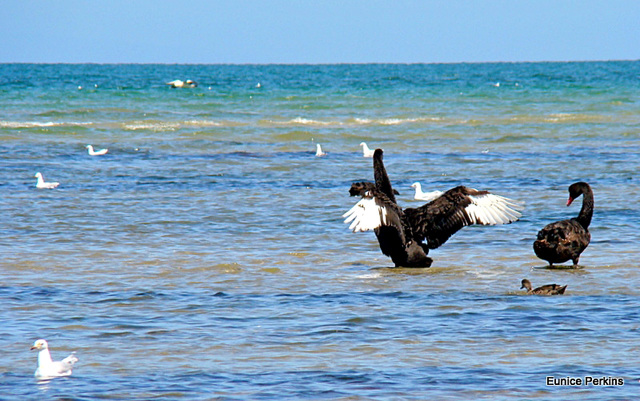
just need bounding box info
[86,144,108,156]
[30,339,78,380]
[315,143,327,157]
[166,79,197,88]
[410,182,444,202]
[359,142,375,157]
[34,172,59,189]
[166,80,184,88]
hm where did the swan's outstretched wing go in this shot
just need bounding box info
[343,191,403,233]
[343,188,411,264]
[404,186,524,249]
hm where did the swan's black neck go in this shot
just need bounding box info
[576,190,594,229]
[571,183,594,229]
[373,149,397,204]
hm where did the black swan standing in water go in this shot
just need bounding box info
[343,149,524,267]
[533,182,593,266]
[520,279,567,295]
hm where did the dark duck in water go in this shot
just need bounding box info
[533,182,593,266]
[343,149,524,267]
[520,279,567,295]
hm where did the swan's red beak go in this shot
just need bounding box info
[567,197,574,206]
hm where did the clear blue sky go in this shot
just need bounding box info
[4,0,639,64]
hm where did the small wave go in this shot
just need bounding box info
[123,122,180,131]
[352,117,442,125]
[265,116,443,127]
[264,117,337,126]
[0,121,93,128]
[354,272,382,279]
[183,120,224,127]
[290,117,332,126]
[470,114,612,125]
[123,120,227,131]
[545,113,608,123]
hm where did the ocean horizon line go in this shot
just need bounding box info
[1,59,638,67]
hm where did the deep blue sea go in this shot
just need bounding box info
[1,62,639,400]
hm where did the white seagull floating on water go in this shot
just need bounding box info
[166,79,198,88]
[411,182,444,202]
[86,144,108,156]
[34,172,59,189]
[359,142,375,157]
[31,339,78,380]
[315,143,327,157]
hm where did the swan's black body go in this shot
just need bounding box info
[344,149,523,267]
[533,182,593,266]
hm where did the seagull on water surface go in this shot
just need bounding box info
[359,142,375,157]
[410,182,444,202]
[315,143,327,157]
[86,144,108,156]
[31,339,78,380]
[166,79,198,88]
[34,172,59,189]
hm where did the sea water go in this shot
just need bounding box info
[0,62,639,400]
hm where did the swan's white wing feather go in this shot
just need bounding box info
[343,197,387,232]
[463,192,524,226]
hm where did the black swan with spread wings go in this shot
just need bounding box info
[343,149,524,267]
